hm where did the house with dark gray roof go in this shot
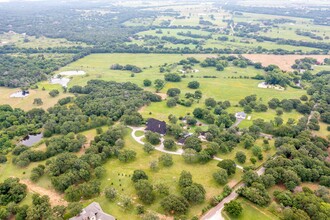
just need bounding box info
[69,202,115,220]
[145,118,167,135]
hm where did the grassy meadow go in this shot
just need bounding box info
[46,53,305,128]
[0,87,72,111]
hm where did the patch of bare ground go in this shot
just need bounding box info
[156,93,167,100]
[158,215,174,220]
[20,179,67,206]
[242,54,330,71]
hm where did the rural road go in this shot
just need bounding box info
[231,118,244,128]
[201,165,266,220]
[129,126,243,169]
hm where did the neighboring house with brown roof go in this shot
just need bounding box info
[145,118,167,135]
[69,202,115,220]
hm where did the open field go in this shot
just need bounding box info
[0,87,72,111]
[242,54,330,71]
[45,53,305,127]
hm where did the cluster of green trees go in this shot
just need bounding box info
[66,80,160,127]
[0,105,44,154]
[110,64,142,73]
[0,178,27,206]
[268,97,312,115]
[239,94,268,113]
[237,129,330,218]
[161,36,200,45]
[307,74,330,128]
[192,99,235,128]
[0,54,84,87]
[200,57,229,71]
[0,180,83,220]
[292,58,318,70]
[160,171,205,216]
[273,187,330,219]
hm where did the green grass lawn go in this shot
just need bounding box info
[223,197,279,220]
[134,130,145,137]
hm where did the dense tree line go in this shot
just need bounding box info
[0,105,45,153]
[110,64,142,73]
[0,2,155,48]
[0,54,84,87]
[70,80,161,120]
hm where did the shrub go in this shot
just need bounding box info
[188,81,200,89]
[213,168,228,185]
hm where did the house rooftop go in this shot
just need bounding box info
[235,112,247,117]
[146,118,167,135]
[69,202,115,220]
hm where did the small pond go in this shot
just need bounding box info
[20,133,43,147]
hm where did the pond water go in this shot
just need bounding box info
[50,70,86,87]
[20,133,43,147]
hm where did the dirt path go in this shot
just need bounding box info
[20,179,67,206]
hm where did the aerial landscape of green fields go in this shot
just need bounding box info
[0,0,329,220]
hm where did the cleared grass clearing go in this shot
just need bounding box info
[312,122,329,138]
[0,87,73,111]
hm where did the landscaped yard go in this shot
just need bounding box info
[85,128,244,219]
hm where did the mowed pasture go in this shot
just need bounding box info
[242,54,330,71]
[51,53,305,127]
[0,87,72,111]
